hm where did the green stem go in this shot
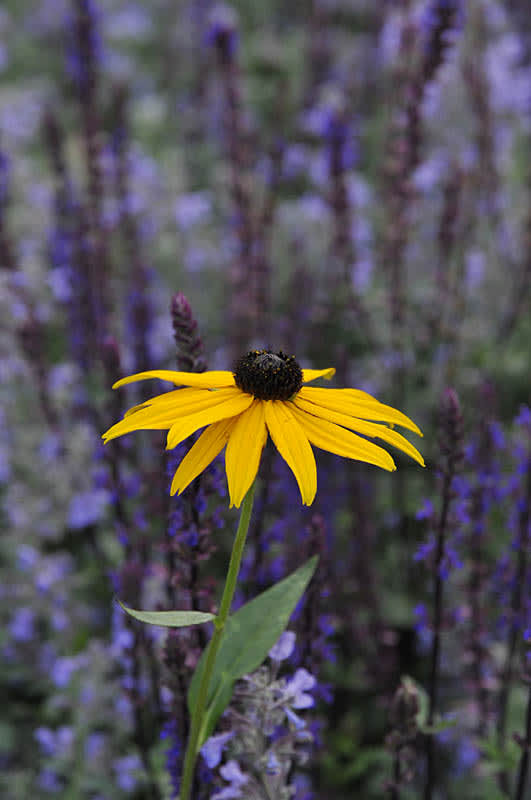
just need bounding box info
[179,481,256,800]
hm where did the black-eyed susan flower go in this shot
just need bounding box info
[103,350,424,508]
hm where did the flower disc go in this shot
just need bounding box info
[233,350,303,400]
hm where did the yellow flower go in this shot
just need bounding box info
[103,350,424,508]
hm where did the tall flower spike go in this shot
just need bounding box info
[171,293,207,374]
[103,350,424,509]
[424,388,463,800]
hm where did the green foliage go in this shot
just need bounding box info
[479,735,520,775]
[188,555,318,745]
[117,602,215,628]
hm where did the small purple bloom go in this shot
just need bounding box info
[212,759,249,800]
[175,192,211,230]
[414,536,435,562]
[113,754,142,792]
[68,489,110,529]
[201,731,234,768]
[284,668,316,709]
[265,750,281,775]
[51,655,82,688]
[416,498,435,520]
[285,707,306,730]
[35,727,56,757]
[269,631,296,662]
[38,768,62,793]
[9,607,35,642]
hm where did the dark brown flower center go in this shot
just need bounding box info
[233,350,303,400]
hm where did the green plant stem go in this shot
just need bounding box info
[179,481,256,800]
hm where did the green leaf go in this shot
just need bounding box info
[398,675,429,728]
[118,600,215,628]
[479,735,520,772]
[421,716,458,735]
[188,555,318,745]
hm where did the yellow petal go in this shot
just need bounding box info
[298,387,422,435]
[290,404,396,472]
[264,400,317,505]
[103,389,234,443]
[294,397,425,467]
[302,368,336,383]
[103,407,179,442]
[225,400,268,508]
[124,402,149,417]
[150,388,237,413]
[123,387,206,416]
[171,417,236,496]
[166,391,254,450]
[127,388,200,410]
[112,369,236,390]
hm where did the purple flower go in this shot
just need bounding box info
[34,727,56,757]
[206,4,239,57]
[35,726,73,758]
[9,607,35,642]
[113,754,142,792]
[64,0,104,93]
[285,707,306,731]
[212,760,249,800]
[414,536,436,562]
[51,655,84,688]
[416,498,435,521]
[269,631,296,662]
[85,732,106,761]
[106,5,152,41]
[265,750,281,775]
[68,489,110,529]
[284,668,316,709]
[38,768,62,793]
[455,738,480,774]
[160,718,182,796]
[175,192,212,230]
[201,731,234,768]
[16,544,38,572]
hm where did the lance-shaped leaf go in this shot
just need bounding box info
[118,600,215,628]
[188,555,318,746]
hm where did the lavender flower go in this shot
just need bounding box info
[422,389,464,800]
[204,633,317,799]
[495,405,531,794]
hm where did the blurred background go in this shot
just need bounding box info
[1,0,530,797]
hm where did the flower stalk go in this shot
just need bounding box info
[424,388,463,800]
[179,481,256,800]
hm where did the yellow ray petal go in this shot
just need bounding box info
[112,369,236,390]
[302,368,336,383]
[293,397,425,467]
[147,388,237,413]
[171,417,237,496]
[298,387,422,435]
[264,400,317,505]
[166,391,254,450]
[123,387,206,417]
[124,402,149,417]
[103,407,179,442]
[225,400,268,508]
[290,404,396,471]
[103,389,236,443]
